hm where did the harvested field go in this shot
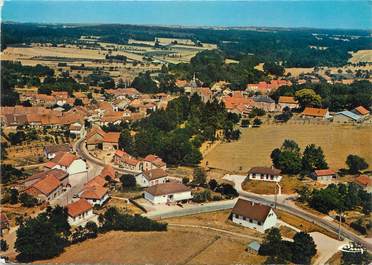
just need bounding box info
[203,124,372,173]
[35,227,264,265]
[349,49,372,63]
[285,67,314,76]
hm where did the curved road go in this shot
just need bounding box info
[75,137,141,175]
[75,138,372,251]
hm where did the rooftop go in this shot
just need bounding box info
[231,198,272,222]
[145,182,190,196]
[67,199,92,218]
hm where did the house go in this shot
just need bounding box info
[354,175,372,193]
[86,126,106,150]
[278,96,299,110]
[23,169,69,187]
[121,157,142,172]
[333,111,362,123]
[196,87,213,103]
[85,175,106,188]
[252,95,276,112]
[69,122,85,139]
[102,132,120,151]
[353,106,370,117]
[80,186,110,206]
[25,175,64,202]
[230,198,277,233]
[136,168,168,187]
[0,213,10,235]
[301,107,330,119]
[113,149,129,164]
[142,154,166,171]
[312,169,337,183]
[99,164,118,182]
[247,167,282,182]
[144,182,192,204]
[44,144,72,159]
[45,151,87,176]
[246,80,291,94]
[66,198,94,226]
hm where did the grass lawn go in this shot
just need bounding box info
[242,176,304,195]
[203,124,372,173]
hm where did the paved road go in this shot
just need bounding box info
[225,174,372,252]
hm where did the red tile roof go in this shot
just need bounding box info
[278,96,298,104]
[302,107,328,118]
[28,175,61,196]
[314,169,336,176]
[80,186,108,200]
[52,152,77,167]
[354,175,372,187]
[103,132,120,143]
[354,106,369,116]
[67,199,92,218]
[143,168,168,181]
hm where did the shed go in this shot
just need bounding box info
[246,241,261,253]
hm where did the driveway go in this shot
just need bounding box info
[310,232,346,265]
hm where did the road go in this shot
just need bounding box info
[224,174,372,252]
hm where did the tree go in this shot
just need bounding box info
[294,88,322,108]
[120,174,136,189]
[208,179,218,191]
[0,239,8,251]
[193,167,207,185]
[253,118,263,127]
[74,98,83,106]
[118,129,133,153]
[263,62,285,76]
[259,227,283,257]
[342,251,371,265]
[291,232,317,264]
[85,221,98,238]
[302,144,328,172]
[277,151,302,174]
[9,188,19,204]
[346,155,369,174]
[15,215,66,261]
[45,206,70,236]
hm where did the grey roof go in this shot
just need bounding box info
[335,111,362,121]
[252,95,275,104]
[247,241,261,252]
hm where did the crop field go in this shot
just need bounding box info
[203,123,372,173]
[36,228,265,265]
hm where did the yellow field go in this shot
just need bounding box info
[36,228,265,265]
[203,124,372,173]
[349,49,372,63]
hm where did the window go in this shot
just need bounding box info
[249,219,253,223]
[258,221,262,225]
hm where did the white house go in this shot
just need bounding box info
[312,169,337,183]
[66,198,95,226]
[80,186,110,206]
[136,168,168,187]
[247,167,282,182]
[45,151,88,176]
[231,198,277,233]
[144,182,192,204]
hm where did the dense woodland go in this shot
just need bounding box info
[2,23,371,67]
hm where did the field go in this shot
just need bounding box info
[349,49,372,63]
[36,228,266,265]
[203,123,372,173]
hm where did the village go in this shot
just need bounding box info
[1,25,372,265]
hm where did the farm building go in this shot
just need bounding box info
[333,111,362,123]
[278,96,299,110]
[301,107,330,119]
[66,198,95,226]
[312,169,337,183]
[354,175,372,193]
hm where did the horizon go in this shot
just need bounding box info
[2,1,371,30]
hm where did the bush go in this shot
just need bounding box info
[0,239,8,251]
[192,190,211,203]
[19,193,38,207]
[350,219,367,235]
[216,183,239,198]
[182,177,190,185]
[120,174,137,189]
